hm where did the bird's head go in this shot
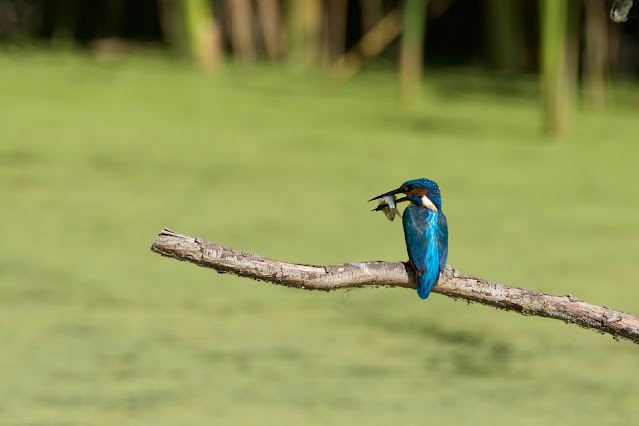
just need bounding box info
[369,178,442,212]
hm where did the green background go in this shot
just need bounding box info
[2,52,639,425]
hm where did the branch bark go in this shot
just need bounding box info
[151,228,639,344]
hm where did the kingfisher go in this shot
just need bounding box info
[369,178,448,299]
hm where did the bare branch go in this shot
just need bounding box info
[151,228,639,344]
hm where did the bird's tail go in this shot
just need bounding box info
[417,273,436,300]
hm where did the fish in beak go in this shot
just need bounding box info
[374,195,401,221]
[369,187,410,221]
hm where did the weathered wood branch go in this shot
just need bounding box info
[151,228,639,344]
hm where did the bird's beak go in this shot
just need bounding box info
[368,187,405,202]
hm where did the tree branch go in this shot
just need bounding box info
[151,228,639,344]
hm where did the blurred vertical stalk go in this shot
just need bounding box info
[485,0,522,71]
[228,0,256,64]
[399,0,427,111]
[582,0,608,111]
[256,0,284,60]
[565,0,581,108]
[607,17,621,76]
[181,0,221,70]
[540,0,569,137]
[286,0,322,67]
[325,0,348,65]
[159,0,186,53]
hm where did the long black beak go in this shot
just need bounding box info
[367,187,404,202]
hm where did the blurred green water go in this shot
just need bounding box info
[1,51,639,425]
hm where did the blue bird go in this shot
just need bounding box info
[369,178,448,299]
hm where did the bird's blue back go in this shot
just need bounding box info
[402,204,448,299]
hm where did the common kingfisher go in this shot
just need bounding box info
[369,178,448,299]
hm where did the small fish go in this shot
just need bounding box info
[611,0,633,23]
[376,195,401,221]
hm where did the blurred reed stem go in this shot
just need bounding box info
[182,0,221,70]
[399,0,427,111]
[540,0,569,137]
[486,0,523,71]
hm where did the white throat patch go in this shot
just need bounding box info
[421,195,438,212]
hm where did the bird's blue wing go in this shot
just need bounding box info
[403,206,447,274]
[402,205,432,274]
[403,205,442,299]
[437,212,448,271]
